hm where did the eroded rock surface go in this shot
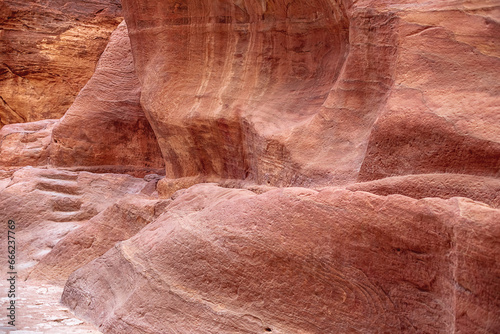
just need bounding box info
[0,167,156,281]
[0,22,164,176]
[121,0,500,187]
[0,1,498,333]
[50,21,164,172]
[122,0,371,186]
[29,193,170,282]
[0,119,57,167]
[358,1,500,180]
[347,173,500,208]
[0,0,122,126]
[0,282,101,334]
[62,184,500,334]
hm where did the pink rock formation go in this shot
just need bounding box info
[29,193,170,282]
[62,184,500,333]
[120,0,499,188]
[122,0,361,186]
[0,119,57,167]
[0,1,498,333]
[0,167,156,280]
[0,0,122,126]
[50,21,165,173]
[347,173,500,208]
[358,2,500,180]
[0,22,164,176]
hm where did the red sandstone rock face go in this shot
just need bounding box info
[29,193,170,282]
[0,119,57,167]
[357,1,500,181]
[0,167,157,281]
[0,0,122,126]
[62,184,500,333]
[0,1,498,333]
[121,0,499,187]
[51,21,165,172]
[347,173,500,209]
[0,22,165,176]
[122,0,369,186]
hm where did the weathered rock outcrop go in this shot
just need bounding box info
[0,21,164,176]
[29,193,170,282]
[0,0,122,126]
[50,21,165,173]
[0,167,159,281]
[347,173,500,209]
[122,0,371,186]
[358,2,500,180]
[121,0,500,188]
[0,119,57,167]
[0,1,498,333]
[62,184,500,334]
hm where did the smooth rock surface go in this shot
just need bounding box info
[120,0,500,187]
[0,0,122,126]
[62,184,500,334]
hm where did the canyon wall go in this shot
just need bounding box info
[0,0,122,126]
[62,184,500,334]
[0,21,164,176]
[59,0,499,333]
[121,0,500,189]
[50,21,165,173]
[0,0,498,333]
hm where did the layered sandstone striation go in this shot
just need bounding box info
[0,119,58,167]
[0,0,123,126]
[0,167,164,282]
[29,193,171,282]
[62,184,500,334]
[357,0,500,181]
[0,21,164,176]
[0,0,499,333]
[3,0,498,185]
[57,0,499,333]
[122,0,356,186]
[121,0,500,189]
[347,173,500,209]
[50,21,165,173]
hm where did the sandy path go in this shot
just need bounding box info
[0,281,101,334]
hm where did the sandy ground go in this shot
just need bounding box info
[0,281,101,334]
